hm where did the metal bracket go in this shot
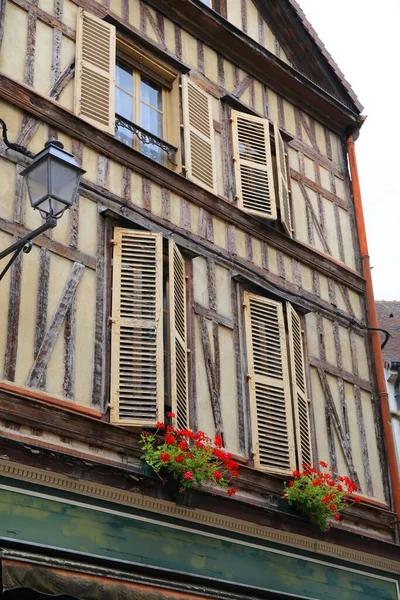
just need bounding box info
[0,118,35,158]
[115,114,177,165]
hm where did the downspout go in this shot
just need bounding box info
[347,134,400,539]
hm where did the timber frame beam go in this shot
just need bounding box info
[0,74,365,294]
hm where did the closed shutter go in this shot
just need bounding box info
[182,77,216,193]
[286,303,313,467]
[244,293,295,474]
[74,9,116,134]
[232,111,277,220]
[169,240,189,429]
[110,229,163,426]
[274,124,292,237]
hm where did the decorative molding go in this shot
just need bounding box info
[0,460,398,575]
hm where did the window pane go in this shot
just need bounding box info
[199,0,211,5]
[116,63,133,93]
[116,88,133,121]
[141,104,162,137]
[141,77,162,110]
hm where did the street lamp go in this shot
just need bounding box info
[0,140,85,281]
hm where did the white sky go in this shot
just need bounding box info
[296,0,400,300]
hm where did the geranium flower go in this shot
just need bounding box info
[175,455,184,463]
[227,487,237,496]
[160,453,171,462]
[156,422,165,430]
[184,471,193,480]
[164,434,175,445]
[213,471,222,480]
[166,412,175,418]
[214,434,223,448]
[292,470,301,478]
[319,461,328,468]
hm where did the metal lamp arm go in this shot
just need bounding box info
[0,216,57,281]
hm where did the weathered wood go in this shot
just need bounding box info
[143,178,151,212]
[197,40,204,75]
[121,166,131,202]
[245,233,253,264]
[51,0,63,85]
[300,313,318,465]
[334,202,346,263]
[121,0,129,21]
[199,208,213,243]
[3,248,22,382]
[0,216,96,269]
[0,0,6,50]
[232,74,252,99]
[34,248,50,389]
[312,270,320,297]
[91,212,106,409]
[277,252,285,279]
[333,320,342,369]
[68,141,83,249]
[160,187,170,221]
[226,224,236,255]
[349,330,359,377]
[207,258,217,311]
[290,138,346,178]
[261,241,268,270]
[25,0,39,86]
[97,155,109,189]
[292,259,301,287]
[199,315,223,437]
[257,9,264,46]
[309,357,371,392]
[262,85,269,118]
[180,198,191,231]
[16,60,75,148]
[231,280,246,455]
[354,384,374,497]
[338,284,355,317]
[298,182,331,254]
[13,165,26,225]
[316,313,326,361]
[194,302,233,330]
[62,300,76,399]
[140,2,166,48]
[174,24,182,60]
[277,95,285,128]
[10,0,74,38]
[221,103,235,200]
[296,110,319,152]
[0,74,366,293]
[316,367,360,487]
[324,128,333,160]
[240,0,247,32]
[328,278,337,306]
[26,262,85,388]
[217,54,225,88]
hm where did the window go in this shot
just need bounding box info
[74,10,178,165]
[109,229,189,430]
[231,110,293,236]
[243,292,312,474]
[115,62,165,164]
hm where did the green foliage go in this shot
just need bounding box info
[284,462,360,532]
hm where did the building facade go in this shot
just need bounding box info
[377,301,400,470]
[0,0,399,598]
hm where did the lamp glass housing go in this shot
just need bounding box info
[21,142,85,219]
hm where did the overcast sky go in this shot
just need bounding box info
[296,0,400,300]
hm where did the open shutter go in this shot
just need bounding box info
[286,303,313,467]
[110,229,163,426]
[74,9,116,134]
[182,77,216,193]
[274,124,292,237]
[232,111,276,220]
[169,240,189,429]
[244,293,295,474]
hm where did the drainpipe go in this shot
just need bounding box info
[347,134,400,539]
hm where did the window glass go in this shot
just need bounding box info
[116,63,133,93]
[115,88,133,121]
[141,77,163,111]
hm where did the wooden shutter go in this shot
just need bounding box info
[274,124,292,237]
[232,111,277,220]
[182,77,216,193]
[169,240,189,429]
[74,9,116,134]
[286,303,313,467]
[244,293,295,474]
[110,229,163,426]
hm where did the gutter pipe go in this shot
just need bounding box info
[347,135,400,538]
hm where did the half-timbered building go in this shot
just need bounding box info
[0,0,399,598]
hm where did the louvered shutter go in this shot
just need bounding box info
[244,293,295,474]
[274,124,292,237]
[182,77,216,193]
[169,240,189,429]
[232,111,277,220]
[110,229,163,426]
[74,9,116,134]
[286,303,313,467]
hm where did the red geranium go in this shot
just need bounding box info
[140,426,239,495]
[285,461,361,532]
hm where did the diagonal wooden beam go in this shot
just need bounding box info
[26,262,84,389]
[298,182,332,255]
[316,366,360,488]
[199,315,223,437]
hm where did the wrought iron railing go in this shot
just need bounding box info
[115,114,177,165]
